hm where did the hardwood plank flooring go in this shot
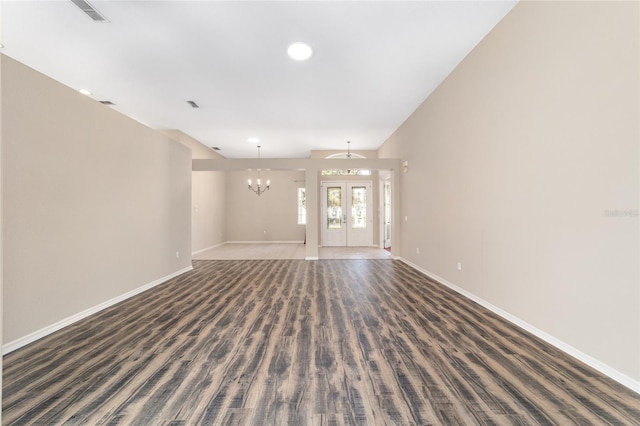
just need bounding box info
[3,260,639,425]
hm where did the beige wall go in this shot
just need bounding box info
[161,129,223,160]
[226,170,306,242]
[1,55,192,344]
[0,48,4,420]
[191,171,226,252]
[379,1,639,383]
[160,130,227,253]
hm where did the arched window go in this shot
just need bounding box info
[322,153,371,176]
[325,153,366,159]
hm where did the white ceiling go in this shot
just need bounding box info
[1,0,517,159]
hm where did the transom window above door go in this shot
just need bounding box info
[322,152,371,175]
[321,169,371,176]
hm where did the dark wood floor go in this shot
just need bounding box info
[3,260,639,425]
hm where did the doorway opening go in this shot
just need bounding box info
[383,179,392,251]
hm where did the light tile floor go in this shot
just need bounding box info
[193,243,392,260]
[319,246,392,259]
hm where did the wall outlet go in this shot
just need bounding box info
[416,247,420,254]
[404,216,408,222]
[457,262,462,271]
[176,251,180,259]
[263,230,267,235]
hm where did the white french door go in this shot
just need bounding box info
[321,181,373,247]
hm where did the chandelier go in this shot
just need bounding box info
[247,145,270,196]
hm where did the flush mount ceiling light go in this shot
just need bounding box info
[79,89,92,96]
[287,42,313,61]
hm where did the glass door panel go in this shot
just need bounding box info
[326,186,343,230]
[321,183,347,246]
[350,186,367,229]
[346,182,373,247]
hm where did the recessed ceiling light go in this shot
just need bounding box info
[247,137,260,143]
[0,43,4,49]
[287,42,313,61]
[79,89,92,96]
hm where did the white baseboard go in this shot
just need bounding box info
[398,257,640,395]
[2,265,194,355]
[192,242,225,255]
[305,256,319,261]
[226,241,305,244]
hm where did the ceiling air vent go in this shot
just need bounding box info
[212,147,221,151]
[100,100,115,105]
[187,100,200,109]
[70,0,109,22]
